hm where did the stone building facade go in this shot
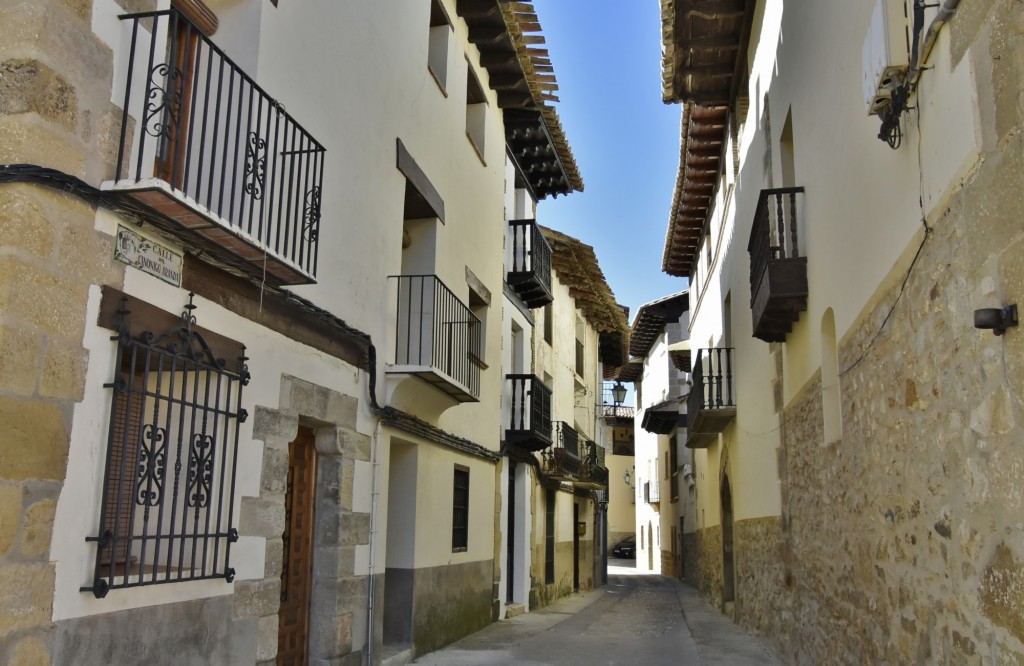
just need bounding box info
[0,1,598,664]
[658,0,1024,662]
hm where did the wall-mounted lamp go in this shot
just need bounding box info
[974,304,1018,336]
[622,469,631,487]
[612,381,627,406]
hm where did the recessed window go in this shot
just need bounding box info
[466,63,487,162]
[452,465,469,551]
[86,294,248,598]
[543,303,553,344]
[428,0,452,93]
[574,315,585,377]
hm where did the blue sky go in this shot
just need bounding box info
[534,2,688,321]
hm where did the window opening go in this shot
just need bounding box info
[452,465,469,551]
[84,294,248,598]
[427,0,453,92]
[465,63,487,161]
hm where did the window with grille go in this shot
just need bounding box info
[84,294,249,598]
[452,466,469,552]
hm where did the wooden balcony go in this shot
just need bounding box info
[505,374,552,451]
[507,219,553,308]
[545,422,581,478]
[747,188,807,342]
[105,9,325,286]
[686,348,736,448]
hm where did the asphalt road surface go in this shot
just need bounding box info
[412,560,780,666]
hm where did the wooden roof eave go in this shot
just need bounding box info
[661,102,729,276]
[459,1,583,199]
[541,226,629,340]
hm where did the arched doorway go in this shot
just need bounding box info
[721,475,735,604]
[647,521,654,570]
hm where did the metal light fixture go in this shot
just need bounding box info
[974,304,1018,336]
[612,381,627,406]
[622,469,631,487]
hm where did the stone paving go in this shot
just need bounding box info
[409,560,781,666]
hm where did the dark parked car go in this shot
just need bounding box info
[612,535,635,558]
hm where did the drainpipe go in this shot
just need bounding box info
[910,0,961,88]
[365,344,384,664]
[366,418,383,664]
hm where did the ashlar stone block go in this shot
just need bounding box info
[0,485,22,556]
[0,397,68,481]
[0,256,87,341]
[21,499,56,559]
[40,340,87,401]
[0,188,57,259]
[8,635,50,666]
[0,325,41,396]
[0,563,54,637]
[0,59,77,131]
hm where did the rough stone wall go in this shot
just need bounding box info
[732,517,785,639]
[0,3,129,663]
[695,525,723,609]
[681,531,699,586]
[410,559,494,657]
[744,5,1024,663]
[660,548,677,578]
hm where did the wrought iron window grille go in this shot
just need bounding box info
[83,294,249,598]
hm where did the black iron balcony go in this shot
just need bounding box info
[576,440,609,489]
[644,480,660,504]
[390,275,482,402]
[505,374,552,451]
[686,348,736,448]
[108,9,325,285]
[747,187,807,342]
[506,219,553,308]
[546,421,581,478]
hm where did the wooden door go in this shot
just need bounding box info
[278,427,317,666]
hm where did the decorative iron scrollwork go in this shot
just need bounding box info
[186,433,215,508]
[143,63,183,141]
[136,424,167,507]
[90,264,250,596]
[302,186,321,243]
[244,132,267,200]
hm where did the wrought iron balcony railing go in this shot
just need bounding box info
[747,187,808,342]
[109,9,325,285]
[390,275,482,402]
[505,374,552,451]
[686,347,736,448]
[506,219,553,308]
[644,480,660,504]
[546,421,581,478]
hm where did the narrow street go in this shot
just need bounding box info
[411,560,780,666]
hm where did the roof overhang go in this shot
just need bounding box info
[661,103,728,277]
[616,360,644,383]
[629,290,690,357]
[641,399,686,434]
[458,0,583,199]
[660,0,756,105]
[659,0,755,276]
